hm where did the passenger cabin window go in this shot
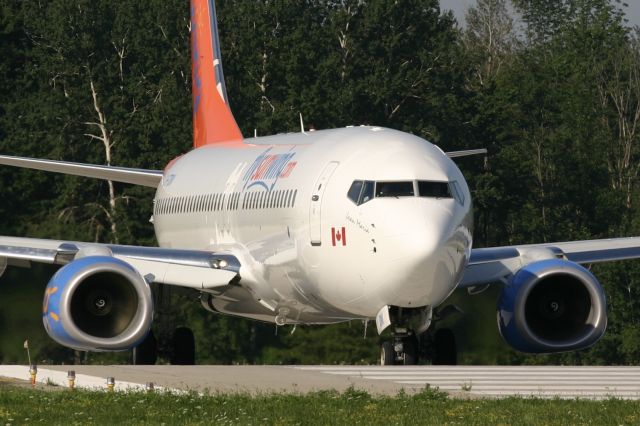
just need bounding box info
[418,181,452,199]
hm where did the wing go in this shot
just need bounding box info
[0,155,163,187]
[445,148,487,158]
[0,236,239,289]
[460,237,640,288]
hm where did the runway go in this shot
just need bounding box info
[1,365,640,399]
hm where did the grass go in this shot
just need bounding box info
[0,385,639,425]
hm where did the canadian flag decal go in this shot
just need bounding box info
[331,227,347,246]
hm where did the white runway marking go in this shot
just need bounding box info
[294,366,640,399]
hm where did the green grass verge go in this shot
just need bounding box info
[0,386,639,425]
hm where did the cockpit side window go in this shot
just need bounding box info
[450,181,465,205]
[347,180,364,204]
[361,180,375,204]
[347,180,376,205]
[375,181,415,197]
[418,181,452,198]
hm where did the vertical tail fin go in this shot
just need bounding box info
[191,0,243,148]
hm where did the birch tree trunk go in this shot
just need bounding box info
[597,43,640,209]
[84,78,119,243]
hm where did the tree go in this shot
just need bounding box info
[596,35,640,211]
[464,0,518,87]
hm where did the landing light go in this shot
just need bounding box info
[211,259,228,269]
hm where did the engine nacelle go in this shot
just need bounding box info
[43,256,153,351]
[497,259,607,353]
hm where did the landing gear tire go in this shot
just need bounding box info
[381,340,396,365]
[171,327,195,365]
[380,335,418,365]
[433,328,457,365]
[133,330,158,365]
[402,336,418,365]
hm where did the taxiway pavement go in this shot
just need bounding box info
[1,365,639,399]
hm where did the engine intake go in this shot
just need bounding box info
[497,259,607,353]
[43,256,153,351]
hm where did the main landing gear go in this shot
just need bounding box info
[132,284,196,365]
[170,327,196,365]
[133,326,196,365]
[432,328,457,365]
[133,330,158,365]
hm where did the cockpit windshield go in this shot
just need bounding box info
[376,181,415,198]
[347,180,464,206]
[417,181,451,198]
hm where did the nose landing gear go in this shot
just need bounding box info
[380,329,418,365]
[380,327,457,365]
[378,305,460,365]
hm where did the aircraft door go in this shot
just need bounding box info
[309,161,339,245]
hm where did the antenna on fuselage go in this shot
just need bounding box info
[299,113,307,135]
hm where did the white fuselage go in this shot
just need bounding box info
[152,127,473,324]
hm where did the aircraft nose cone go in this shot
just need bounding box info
[412,205,454,255]
[382,200,461,307]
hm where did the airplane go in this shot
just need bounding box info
[1,0,639,365]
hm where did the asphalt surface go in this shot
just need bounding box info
[1,365,640,399]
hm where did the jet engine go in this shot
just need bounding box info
[43,256,153,351]
[497,258,607,353]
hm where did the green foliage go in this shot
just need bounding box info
[1,386,640,425]
[1,0,189,244]
[218,0,464,144]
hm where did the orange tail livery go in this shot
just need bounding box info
[191,0,243,148]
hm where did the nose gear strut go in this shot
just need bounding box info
[379,305,459,365]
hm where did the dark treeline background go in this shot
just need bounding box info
[1,0,640,365]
